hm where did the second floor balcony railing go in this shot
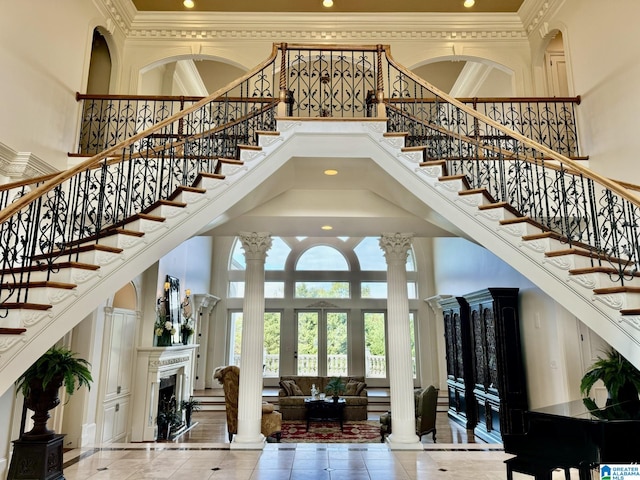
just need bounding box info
[75,93,582,160]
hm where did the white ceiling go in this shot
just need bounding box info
[202,156,463,238]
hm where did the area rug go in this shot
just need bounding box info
[280,420,381,443]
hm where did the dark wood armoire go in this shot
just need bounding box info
[441,288,528,443]
[440,296,476,429]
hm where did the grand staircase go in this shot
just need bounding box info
[1,43,639,396]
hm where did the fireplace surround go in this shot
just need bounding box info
[131,344,198,441]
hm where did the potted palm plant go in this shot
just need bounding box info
[180,397,201,427]
[325,377,346,402]
[580,347,640,414]
[15,345,93,440]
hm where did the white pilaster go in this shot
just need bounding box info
[232,232,271,449]
[380,233,422,450]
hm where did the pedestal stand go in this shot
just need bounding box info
[7,434,65,480]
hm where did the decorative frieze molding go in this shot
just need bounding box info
[101,0,529,42]
[518,0,560,37]
[0,142,57,182]
[149,355,191,368]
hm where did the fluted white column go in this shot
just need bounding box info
[233,232,271,449]
[380,233,422,450]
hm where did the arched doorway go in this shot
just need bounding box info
[544,31,570,96]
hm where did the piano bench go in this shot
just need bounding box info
[505,456,571,480]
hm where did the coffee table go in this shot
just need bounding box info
[305,398,346,432]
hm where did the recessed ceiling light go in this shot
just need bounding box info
[463,0,475,7]
[321,225,333,230]
[183,0,195,8]
[324,169,338,176]
[323,0,334,7]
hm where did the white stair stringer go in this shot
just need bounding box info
[2,119,640,394]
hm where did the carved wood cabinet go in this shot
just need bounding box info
[440,296,476,429]
[441,288,528,442]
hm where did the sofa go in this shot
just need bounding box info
[278,375,368,421]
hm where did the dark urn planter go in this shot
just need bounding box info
[23,376,64,441]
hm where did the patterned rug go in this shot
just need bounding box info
[280,420,381,443]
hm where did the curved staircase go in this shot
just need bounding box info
[1,43,640,396]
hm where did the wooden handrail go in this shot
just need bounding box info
[106,100,279,162]
[76,93,274,102]
[0,43,281,225]
[382,45,640,208]
[386,96,581,104]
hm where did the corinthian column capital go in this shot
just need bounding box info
[238,232,272,261]
[379,233,413,264]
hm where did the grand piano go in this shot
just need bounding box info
[503,399,640,480]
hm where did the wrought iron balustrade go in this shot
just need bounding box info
[382,47,639,283]
[0,44,282,307]
[385,96,582,159]
[77,92,581,160]
[1,43,639,312]
[75,94,277,156]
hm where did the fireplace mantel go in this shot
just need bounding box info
[131,344,198,442]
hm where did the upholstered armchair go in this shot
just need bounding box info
[380,385,438,442]
[214,365,282,442]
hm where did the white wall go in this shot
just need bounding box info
[539,0,640,183]
[158,236,214,296]
[0,0,107,169]
[432,237,583,408]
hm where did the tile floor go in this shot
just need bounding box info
[60,411,593,479]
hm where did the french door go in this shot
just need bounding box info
[295,309,348,377]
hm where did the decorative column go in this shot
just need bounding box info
[233,232,271,449]
[380,233,422,450]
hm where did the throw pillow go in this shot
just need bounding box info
[279,379,296,396]
[290,382,304,396]
[345,379,366,396]
[345,380,359,395]
[262,402,275,413]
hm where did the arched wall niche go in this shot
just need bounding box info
[88,26,120,95]
[537,28,572,97]
[112,282,138,310]
[528,21,573,97]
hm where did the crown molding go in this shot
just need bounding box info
[0,143,58,181]
[518,0,565,37]
[100,0,138,35]
[98,1,529,42]
[129,12,527,40]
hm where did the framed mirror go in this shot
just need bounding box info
[165,275,181,345]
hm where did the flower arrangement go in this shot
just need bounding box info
[155,298,176,346]
[156,319,176,337]
[180,321,194,344]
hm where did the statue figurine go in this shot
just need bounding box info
[311,383,318,400]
